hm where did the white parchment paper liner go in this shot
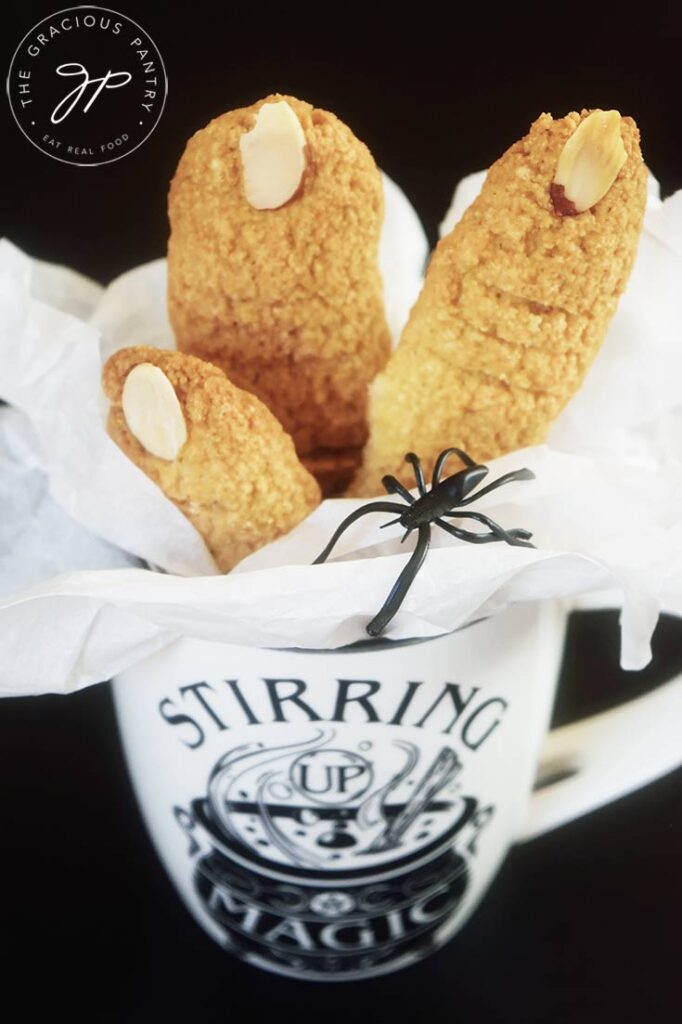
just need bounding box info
[1,173,682,694]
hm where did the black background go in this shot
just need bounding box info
[1,3,681,1021]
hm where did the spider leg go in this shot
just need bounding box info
[382,474,416,503]
[456,468,535,507]
[434,519,507,545]
[432,447,477,487]
[405,453,428,497]
[380,517,403,529]
[504,529,534,542]
[443,510,535,548]
[313,502,406,564]
[366,524,431,636]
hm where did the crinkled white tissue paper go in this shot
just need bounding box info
[1,172,682,694]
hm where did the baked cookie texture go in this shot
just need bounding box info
[351,110,647,496]
[167,93,392,490]
[103,346,320,572]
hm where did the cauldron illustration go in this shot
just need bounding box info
[187,728,480,979]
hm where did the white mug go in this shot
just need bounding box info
[112,601,682,981]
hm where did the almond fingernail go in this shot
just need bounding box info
[551,109,626,216]
[239,100,307,210]
[121,363,187,461]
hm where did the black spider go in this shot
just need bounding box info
[313,448,535,637]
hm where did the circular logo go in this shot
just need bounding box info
[6,6,167,166]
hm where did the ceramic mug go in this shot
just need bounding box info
[112,601,682,981]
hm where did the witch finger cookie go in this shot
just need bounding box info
[168,93,392,491]
[103,346,321,572]
[351,109,647,495]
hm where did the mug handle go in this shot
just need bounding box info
[518,670,682,841]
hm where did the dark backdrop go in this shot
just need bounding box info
[1,3,681,1022]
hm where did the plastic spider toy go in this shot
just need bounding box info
[314,448,536,637]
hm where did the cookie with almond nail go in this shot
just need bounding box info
[351,109,647,496]
[167,93,392,492]
[102,346,321,572]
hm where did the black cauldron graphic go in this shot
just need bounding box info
[183,729,487,979]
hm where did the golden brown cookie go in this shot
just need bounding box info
[167,93,391,481]
[351,109,647,496]
[103,346,320,572]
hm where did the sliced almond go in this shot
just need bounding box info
[122,363,187,461]
[551,110,626,216]
[239,100,307,210]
